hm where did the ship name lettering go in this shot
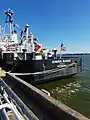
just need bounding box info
[52,59,71,64]
[62,60,71,62]
[52,60,62,63]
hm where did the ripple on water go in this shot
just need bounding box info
[51,81,82,102]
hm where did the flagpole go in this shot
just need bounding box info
[60,48,62,59]
[60,42,63,59]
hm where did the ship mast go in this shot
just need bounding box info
[5,8,14,41]
[30,32,34,52]
[0,24,2,39]
[25,24,29,43]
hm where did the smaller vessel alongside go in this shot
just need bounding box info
[0,9,82,84]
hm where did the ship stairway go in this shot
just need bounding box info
[17,53,25,60]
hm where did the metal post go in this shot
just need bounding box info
[30,33,34,53]
[25,24,29,42]
[0,101,10,120]
[60,50,62,59]
[25,53,27,60]
[9,22,12,41]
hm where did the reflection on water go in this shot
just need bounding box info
[36,55,90,118]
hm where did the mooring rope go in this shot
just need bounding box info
[9,62,76,76]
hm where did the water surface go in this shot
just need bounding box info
[37,55,90,118]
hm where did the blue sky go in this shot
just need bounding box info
[0,0,90,53]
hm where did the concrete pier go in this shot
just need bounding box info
[2,72,90,120]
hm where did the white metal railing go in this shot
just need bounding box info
[0,86,25,120]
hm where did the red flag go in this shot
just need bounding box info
[60,47,66,51]
[34,44,41,52]
[60,44,66,51]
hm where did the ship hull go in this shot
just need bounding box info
[0,57,82,84]
[16,67,78,85]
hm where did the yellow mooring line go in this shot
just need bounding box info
[0,70,6,77]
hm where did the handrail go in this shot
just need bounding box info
[41,89,50,96]
[0,86,25,120]
[0,78,39,120]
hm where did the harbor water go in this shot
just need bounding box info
[36,55,90,118]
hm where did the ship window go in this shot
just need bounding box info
[3,53,14,60]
